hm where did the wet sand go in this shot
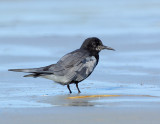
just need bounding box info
[1,107,160,124]
[0,35,160,123]
[1,0,160,123]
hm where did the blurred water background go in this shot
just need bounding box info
[0,0,160,37]
[0,0,160,108]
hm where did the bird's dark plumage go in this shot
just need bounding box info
[8,37,115,93]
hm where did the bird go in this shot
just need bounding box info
[8,37,115,93]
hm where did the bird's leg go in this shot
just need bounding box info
[67,84,72,94]
[76,83,81,93]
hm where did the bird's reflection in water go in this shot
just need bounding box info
[64,99,95,107]
[39,94,95,107]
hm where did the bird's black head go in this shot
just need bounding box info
[80,37,115,53]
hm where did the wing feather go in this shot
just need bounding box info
[52,49,90,76]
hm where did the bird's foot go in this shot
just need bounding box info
[78,90,81,94]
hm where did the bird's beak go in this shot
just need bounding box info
[101,45,115,51]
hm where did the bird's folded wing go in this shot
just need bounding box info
[49,49,90,76]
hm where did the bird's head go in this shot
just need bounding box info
[80,37,115,53]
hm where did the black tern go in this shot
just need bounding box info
[8,37,115,93]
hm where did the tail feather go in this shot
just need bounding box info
[8,64,55,73]
[8,69,37,73]
[23,71,53,78]
[23,74,35,77]
[9,68,54,78]
[8,64,55,78]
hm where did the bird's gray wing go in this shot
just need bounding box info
[50,49,90,76]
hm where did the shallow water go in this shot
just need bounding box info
[0,0,160,108]
[0,1,160,124]
[0,0,160,36]
[0,36,160,108]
